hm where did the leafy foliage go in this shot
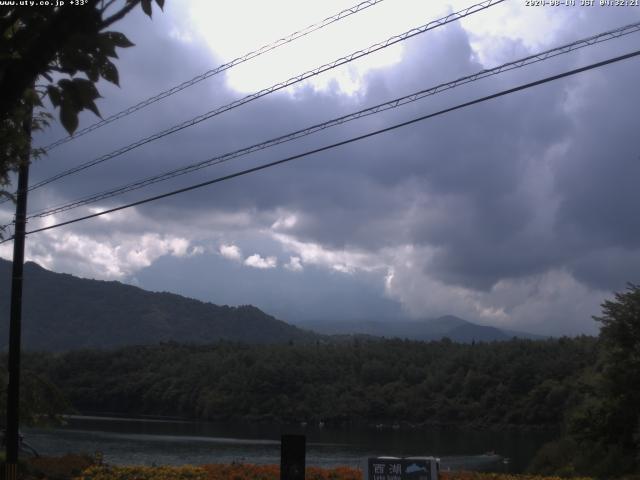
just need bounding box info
[21,336,596,428]
[0,86,51,197]
[593,283,640,451]
[0,361,72,428]
[529,285,640,478]
[0,0,164,195]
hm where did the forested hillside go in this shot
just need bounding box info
[23,336,596,427]
[0,259,317,350]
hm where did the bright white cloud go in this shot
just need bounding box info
[382,245,604,336]
[219,243,242,261]
[181,0,576,95]
[182,0,439,94]
[273,232,384,273]
[244,253,278,269]
[455,0,571,65]
[0,207,202,280]
[16,231,196,280]
[272,235,606,335]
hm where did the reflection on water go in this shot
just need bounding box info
[24,416,555,472]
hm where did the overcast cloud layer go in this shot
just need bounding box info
[2,1,640,335]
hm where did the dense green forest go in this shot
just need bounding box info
[22,337,596,427]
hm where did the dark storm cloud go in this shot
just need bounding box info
[10,3,640,324]
[551,57,640,290]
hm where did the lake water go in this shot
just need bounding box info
[24,416,555,473]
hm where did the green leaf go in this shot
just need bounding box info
[155,0,165,9]
[57,78,103,121]
[85,64,99,82]
[3,18,20,40]
[98,34,118,58]
[102,31,134,49]
[47,86,61,108]
[24,88,42,107]
[58,34,94,73]
[58,49,88,75]
[141,0,153,17]
[84,99,101,118]
[100,60,119,86]
[60,102,79,135]
[71,78,102,117]
[57,78,73,91]
[71,78,99,96]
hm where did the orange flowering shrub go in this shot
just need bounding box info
[72,464,362,480]
[306,466,361,480]
[74,464,209,480]
[200,464,361,480]
[16,458,598,480]
[201,464,279,480]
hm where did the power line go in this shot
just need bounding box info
[26,0,504,193]
[39,0,387,152]
[26,20,640,220]
[1,48,636,244]
[0,224,13,241]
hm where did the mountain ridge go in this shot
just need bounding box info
[1,258,542,350]
[295,316,544,342]
[0,258,317,351]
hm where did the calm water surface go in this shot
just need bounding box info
[25,416,555,472]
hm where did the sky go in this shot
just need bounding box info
[2,0,640,335]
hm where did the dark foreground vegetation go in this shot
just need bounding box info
[21,337,595,428]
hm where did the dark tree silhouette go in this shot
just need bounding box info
[0,0,164,193]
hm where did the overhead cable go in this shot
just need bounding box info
[0,48,635,244]
[40,0,388,152]
[26,20,640,220]
[26,0,505,193]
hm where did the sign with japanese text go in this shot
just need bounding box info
[367,458,436,480]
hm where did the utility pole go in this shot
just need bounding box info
[4,108,32,480]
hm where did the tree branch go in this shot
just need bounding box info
[100,0,119,14]
[101,1,140,29]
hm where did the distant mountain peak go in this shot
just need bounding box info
[296,315,541,343]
